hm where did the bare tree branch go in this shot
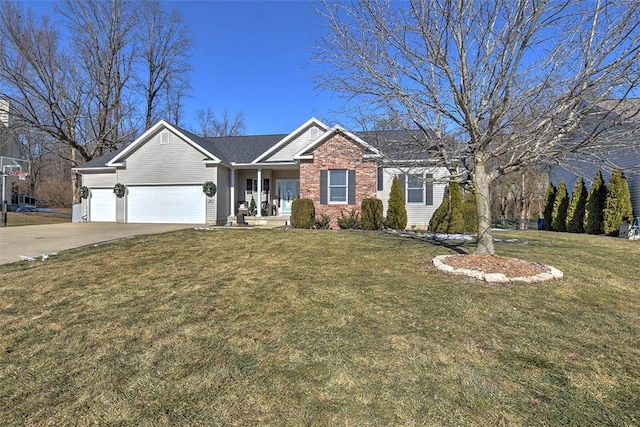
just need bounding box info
[316,0,640,254]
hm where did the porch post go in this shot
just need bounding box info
[230,168,236,217]
[256,168,262,217]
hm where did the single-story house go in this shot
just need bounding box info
[74,118,450,228]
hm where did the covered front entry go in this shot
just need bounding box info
[127,185,205,224]
[276,179,299,214]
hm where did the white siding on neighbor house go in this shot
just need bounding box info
[127,185,205,224]
[266,126,324,162]
[82,172,116,188]
[377,167,450,227]
[117,129,214,185]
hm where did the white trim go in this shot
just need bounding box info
[251,117,329,164]
[73,167,116,172]
[107,120,223,166]
[328,169,348,204]
[293,126,383,160]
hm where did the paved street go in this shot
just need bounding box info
[0,223,193,265]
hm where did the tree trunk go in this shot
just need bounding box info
[473,155,496,255]
[71,148,81,205]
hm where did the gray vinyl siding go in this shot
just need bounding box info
[266,126,324,162]
[82,172,116,188]
[213,166,231,224]
[117,129,214,185]
[551,147,640,217]
[378,167,450,227]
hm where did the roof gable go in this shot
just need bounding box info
[293,126,382,160]
[107,121,226,166]
[252,117,329,163]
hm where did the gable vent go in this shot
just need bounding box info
[160,130,169,145]
[309,127,319,141]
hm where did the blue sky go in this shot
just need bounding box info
[172,0,341,134]
[25,0,347,135]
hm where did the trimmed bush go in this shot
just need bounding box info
[448,181,465,234]
[604,168,633,236]
[584,170,607,235]
[462,192,478,233]
[387,176,407,230]
[542,183,556,231]
[361,198,384,230]
[337,209,361,229]
[566,178,587,233]
[428,181,464,234]
[551,179,569,232]
[428,191,448,233]
[291,198,315,229]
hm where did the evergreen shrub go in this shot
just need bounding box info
[361,198,384,230]
[542,183,556,231]
[584,170,607,234]
[551,179,569,232]
[566,178,587,233]
[337,209,361,229]
[291,198,315,229]
[387,176,407,230]
[604,168,633,236]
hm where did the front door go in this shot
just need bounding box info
[276,179,299,214]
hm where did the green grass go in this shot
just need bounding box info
[1,229,639,425]
[3,209,71,226]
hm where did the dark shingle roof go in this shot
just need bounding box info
[76,123,444,169]
[355,129,441,162]
[203,134,286,164]
[75,149,123,168]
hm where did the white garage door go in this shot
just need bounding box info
[90,189,117,222]
[127,186,206,224]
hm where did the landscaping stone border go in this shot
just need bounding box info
[432,255,564,283]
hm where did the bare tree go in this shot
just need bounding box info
[58,0,138,157]
[317,0,640,255]
[137,1,192,130]
[0,1,193,203]
[195,108,246,137]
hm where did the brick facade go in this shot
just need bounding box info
[299,132,377,228]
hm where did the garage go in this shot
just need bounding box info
[127,185,206,224]
[89,189,117,222]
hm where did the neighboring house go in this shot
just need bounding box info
[551,99,640,218]
[73,118,450,227]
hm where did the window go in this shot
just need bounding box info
[329,170,347,203]
[401,172,434,205]
[407,174,424,203]
[320,169,356,205]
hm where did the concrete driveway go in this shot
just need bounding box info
[0,223,194,265]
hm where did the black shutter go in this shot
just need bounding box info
[398,174,406,201]
[425,174,433,205]
[377,167,383,191]
[348,170,356,204]
[320,170,328,204]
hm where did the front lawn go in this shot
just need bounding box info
[1,229,639,425]
[3,209,71,226]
